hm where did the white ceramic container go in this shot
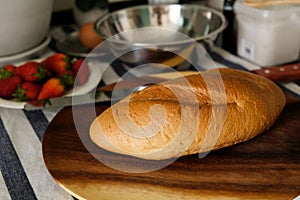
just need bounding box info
[0,0,53,56]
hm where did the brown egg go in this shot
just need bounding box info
[79,22,103,49]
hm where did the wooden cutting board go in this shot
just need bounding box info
[42,97,300,200]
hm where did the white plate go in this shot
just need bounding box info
[0,59,104,109]
[0,36,51,66]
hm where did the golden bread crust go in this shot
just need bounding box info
[90,68,286,160]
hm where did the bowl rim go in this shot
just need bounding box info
[94,4,227,47]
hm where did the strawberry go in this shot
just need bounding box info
[0,76,22,99]
[0,64,16,79]
[37,77,65,100]
[43,53,71,76]
[71,59,90,85]
[3,64,16,73]
[15,61,46,82]
[13,82,42,101]
[71,59,83,73]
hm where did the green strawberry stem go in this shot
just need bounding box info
[33,64,47,81]
[0,69,14,80]
[12,85,27,101]
[60,74,75,89]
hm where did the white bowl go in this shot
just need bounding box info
[0,0,53,57]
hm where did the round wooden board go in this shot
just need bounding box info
[42,101,300,200]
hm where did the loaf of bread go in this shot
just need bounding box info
[90,68,286,160]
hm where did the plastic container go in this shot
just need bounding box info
[234,0,300,66]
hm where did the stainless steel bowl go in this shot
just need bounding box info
[94,4,227,67]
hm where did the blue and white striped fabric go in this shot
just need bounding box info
[0,44,299,200]
[0,107,73,200]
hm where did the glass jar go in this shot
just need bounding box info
[73,0,108,26]
[148,0,179,4]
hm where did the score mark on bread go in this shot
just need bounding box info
[90,68,286,160]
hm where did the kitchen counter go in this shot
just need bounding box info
[0,40,299,199]
[0,4,299,198]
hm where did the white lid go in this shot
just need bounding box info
[234,0,300,21]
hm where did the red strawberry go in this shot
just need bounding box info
[71,59,90,85]
[43,53,71,76]
[0,76,22,99]
[13,82,42,101]
[71,59,83,73]
[15,61,46,82]
[37,78,65,100]
[2,64,16,73]
[0,64,16,79]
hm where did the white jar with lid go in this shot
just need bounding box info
[234,0,300,66]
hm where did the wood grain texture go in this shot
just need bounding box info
[42,99,300,200]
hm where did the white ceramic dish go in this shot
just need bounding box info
[0,0,52,56]
[0,36,51,66]
[0,59,104,109]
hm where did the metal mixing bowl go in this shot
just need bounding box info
[94,4,227,67]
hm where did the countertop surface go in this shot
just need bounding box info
[0,40,299,199]
[0,4,299,198]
